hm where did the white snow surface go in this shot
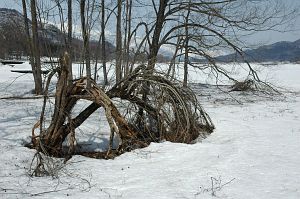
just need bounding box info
[0,62,300,198]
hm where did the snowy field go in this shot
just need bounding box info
[0,62,299,198]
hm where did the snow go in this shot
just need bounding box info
[0,61,300,198]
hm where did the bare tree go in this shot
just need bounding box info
[183,0,191,87]
[101,0,108,85]
[28,0,296,163]
[147,0,168,70]
[29,0,43,94]
[80,0,92,89]
[115,0,123,83]
[22,0,34,60]
[67,0,73,83]
[123,0,133,77]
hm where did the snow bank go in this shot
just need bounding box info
[0,62,299,198]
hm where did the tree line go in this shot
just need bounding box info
[20,0,295,94]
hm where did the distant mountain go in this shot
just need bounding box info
[0,8,66,57]
[0,8,23,25]
[0,8,115,60]
[0,8,28,58]
[214,39,300,62]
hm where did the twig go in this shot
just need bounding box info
[30,188,73,196]
[0,95,55,100]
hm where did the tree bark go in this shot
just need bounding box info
[67,0,73,84]
[183,1,191,87]
[22,0,34,73]
[101,0,108,85]
[123,0,132,77]
[39,53,76,156]
[147,0,168,70]
[30,0,43,94]
[115,0,122,83]
[80,0,91,89]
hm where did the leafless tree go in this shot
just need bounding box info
[22,0,33,61]
[26,0,43,95]
[123,0,133,77]
[115,0,123,83]
[183,0,191,87]
[67,0,73,83]
[28,0,296,164]
[147,0,168,70]
[80,0,92,89]
[101,0,108,85]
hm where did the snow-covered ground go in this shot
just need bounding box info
[0,62,299,198]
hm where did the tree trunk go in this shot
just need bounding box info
[39,52,77,156]
[167,36,181,78]
[22,0,34,76]
[115,0,122,83]
[183,1,191,87]
[147,0,168,70]
[30,0,43,94]
[67,0,73,84]
[139,0,168,122]
[123,0,132,77]
[101,0,108,85]
[80,0,91,89]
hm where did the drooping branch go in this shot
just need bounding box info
[32,57,214,159]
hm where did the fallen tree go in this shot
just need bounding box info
[30,53,214,162]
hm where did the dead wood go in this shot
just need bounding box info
[230,79,255,92]
[230,78,280,94]
[0,95,55,100]
[31,55,214,161]
[112,67,215,144]
[11,70,49,74]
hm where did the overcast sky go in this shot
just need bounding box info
[244,0,300,45]
[1,0,299,46]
